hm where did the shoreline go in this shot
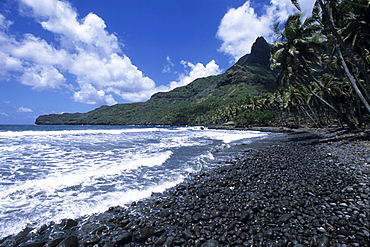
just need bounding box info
[1,130,369,246]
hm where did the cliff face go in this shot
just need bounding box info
[235,36,271,67]
[35,37,277,126]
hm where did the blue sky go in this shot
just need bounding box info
[0,0,314,124]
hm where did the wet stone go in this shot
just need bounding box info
[193,212,202,222]
[19,241,47,247]
[133,226,155,243]
[115,232,132,246]
[83,237,100,246]
[163,236,174,247]
[159,208,173,218]
[45,237,64,247]
[56,235,78,247]
[61,219,78,231]
[278,213,293,223]
[201,239,221,247]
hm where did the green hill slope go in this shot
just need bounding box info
[36,37,277,126]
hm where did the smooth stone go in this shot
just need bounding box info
[56,235,78,247]
[20,241,47,247]
[278,213,293,222]
[163,236,174,247]
[133,226,155,242]
[160,208,173,218]
[115,232,132,245]
[36,224,48,235]
[83,237,100,246]
[193,212,202,222]
[154,234,167,245]
[317,236,330,247]
[45,237,64,247]
[317,227,326,233]
[61,219,78,231]
[90,225,106,235]
[201,239,221,247]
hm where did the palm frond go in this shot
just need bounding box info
[273,22,282,38]
[290,0,301,11]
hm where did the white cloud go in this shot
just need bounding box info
[20,65,66,90]
[0,0,225,107]
[269,0,298,22]
[0,20,22,75]
[217,0,315,61]
[0,14,13,30]
[17,106,33,112]
[0,51,22,76]
[162,56,174,73]
[19,0,120,57]
[168,60,222,90]
[69,52,156,103]
[0,0,160,105]
[73,83,117,105]
[0,112,9,117]
[11,34,69,67]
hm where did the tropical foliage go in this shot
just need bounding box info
[36,1,370,129]
[268,0,370,129]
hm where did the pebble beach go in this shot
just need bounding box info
[1,129,369,247]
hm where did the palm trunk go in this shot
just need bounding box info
[297,55,357,129]
[335,43,370,114]
[317,0,370,87]
[306,101,322,127]
[309,84,356,129]
[300,105,321,128]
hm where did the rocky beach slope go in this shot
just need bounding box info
[1,130,369,247]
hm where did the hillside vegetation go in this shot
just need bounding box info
[37,0,370,130]
[36,37,279,126]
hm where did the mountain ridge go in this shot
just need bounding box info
[36,37,277,126]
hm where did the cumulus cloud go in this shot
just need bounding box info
[0,0,159,105]
[21,0,120,56]
[20,65,66,90]
[1,0,224,106]
[72,83,117,105]
[17,106,33,112]
[217,0,315,61]
[168,60,222,90]
[217,1,271,61]
[11,34,69,67]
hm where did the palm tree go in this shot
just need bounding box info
[290,0,370,116]
[271,12,357,129]
[285,85,323,127]
[319,0,370,87]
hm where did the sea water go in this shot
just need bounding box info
[0,125,269,238]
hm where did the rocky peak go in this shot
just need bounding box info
[236,36,271,67]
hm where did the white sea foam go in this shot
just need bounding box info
[0,127,166,138]
[1,150,173,199]
[0,125,270,238]
[0,175,185,238]
[200,130,268,143]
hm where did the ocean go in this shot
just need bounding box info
[0,125,270,238]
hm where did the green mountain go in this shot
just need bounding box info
[35,37,278,126]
